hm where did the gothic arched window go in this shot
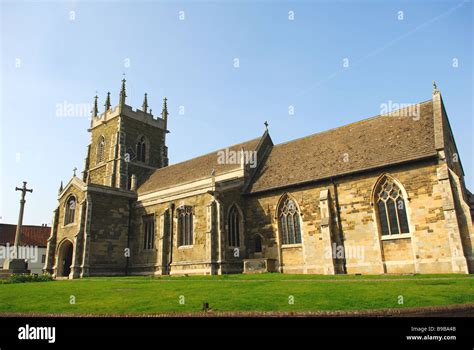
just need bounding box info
[228,205,241,247]
[136,136,146,163]
[143,215,155,250]
[375,176,410,236]
[96,136,105,164]
[278,196,302,245]
[64,196,76,225]
[178,206,193,246]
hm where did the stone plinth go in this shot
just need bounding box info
[0,259,30,278]
[243,258,277,274]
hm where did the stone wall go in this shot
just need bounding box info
[244,158,471,275]
[131,192,216,275]
[128,183,253,276]
[87,191,132,276]
[88,117,119,186]
[245,182,330,274]
[121,117,167,169]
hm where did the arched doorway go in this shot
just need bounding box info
[57,240,73,277]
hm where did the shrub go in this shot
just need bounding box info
[2,273,53,284]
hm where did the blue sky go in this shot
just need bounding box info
[1,0,472,225]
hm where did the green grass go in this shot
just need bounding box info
[0,274,472,315]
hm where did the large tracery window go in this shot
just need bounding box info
[375,176,410,236]
[278,196,302,245]
[136,136,146,163]
[228,205,241,247]
[178,206,193,246]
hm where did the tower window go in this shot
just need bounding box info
[96,136,105,164]
[136,136,147,163]
[178,206,193,246]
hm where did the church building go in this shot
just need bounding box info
[43,80,473,278]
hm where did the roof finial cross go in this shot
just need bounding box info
[73,167,77,177]
[432,80,439,95]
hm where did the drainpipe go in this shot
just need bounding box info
[125,199,133,276]
[168,203,175,274]
[330,177,347,274]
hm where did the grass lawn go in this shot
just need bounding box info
[0,274,472,315]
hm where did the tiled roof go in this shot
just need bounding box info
[138,137,262,194]
[247,100,437,193]
[0,224,50,247]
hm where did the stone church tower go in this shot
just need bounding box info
[83,78,169,189]
[44,80,170,278]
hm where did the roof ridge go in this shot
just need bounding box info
[148,135,262,173]
[273,99,433,148]
[0,223,50,228]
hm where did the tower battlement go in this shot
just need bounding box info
[90,104,167,131]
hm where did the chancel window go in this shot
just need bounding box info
[178,206,193,246]
[143,215,155,250]
[278,196,302,245]
[64,196,76,225]
[96,136,105,164]
[375,177,410,236]
[228,205,241,247]
[136,136,146,163]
